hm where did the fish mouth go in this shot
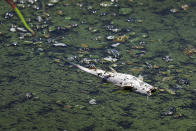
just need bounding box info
[147,87,157,96]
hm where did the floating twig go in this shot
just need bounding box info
[6,0,35,35]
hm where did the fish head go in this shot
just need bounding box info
[146,86,157,96]
[138,81,157,96]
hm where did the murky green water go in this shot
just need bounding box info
[0,0,196,131]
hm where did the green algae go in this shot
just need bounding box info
[119,8,132,15]
[0,0,196,131]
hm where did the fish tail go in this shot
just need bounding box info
[69,62,98,76]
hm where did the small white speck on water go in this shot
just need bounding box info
[89,99,96,105]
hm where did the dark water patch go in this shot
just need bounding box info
[189,1,196,7]
[0,97,27,111]
[189,102,196,110]
[0,34,9,44]
[47,88,58,94]
[190,91,196,97]
[122,104,137,118]
[36,105,54,116]
[118,120,133,129]
[0,75,17,83]
[7,52,25,57]
[79,124,95,131]
[154,8,170,16]
[179,103,196,111]
[180,61,196,67]
[159,94,173,103]
[8,76,17,83]
[179,95,196,110]
[154,50,169,58]
[89,89,100,95]
[176,38,192,46]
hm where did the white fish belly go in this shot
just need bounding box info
[105,72,156,96]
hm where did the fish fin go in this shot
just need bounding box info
[69,62,98,76]
[109,67,117,73]
[138,74,143,81]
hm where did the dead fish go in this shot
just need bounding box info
[71,63,157,96]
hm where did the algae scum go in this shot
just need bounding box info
[0,0,196,130]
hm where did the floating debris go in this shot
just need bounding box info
[113,35,129,42]
[36,15,43,22]
[80,58,92,64]
[10,27,16,32]
[6,0,35,35]
[32,5,40,10]
[4,12,14,19]
[126,17,137,23]
[100,1,113,7]
[106,35,115,40]
[103,25,115,31]
[132,45,145,49]
[162,56,173,62]
[25,92,33,99]
[10,41,18,46]
[161,107,176,116]
[175,84,183,89]
[100,12,107,16]
[145,62,153,69]
[170,8,178,13]
[89,99,96,105]
[184,48,196,56]
[57,10,63,15]
[54,58,60,63]
[107,49,120,58]
[112,28,120,33]
[53,43,67,47]
[181,4,189,10]
[104,56,117,62]
[17,27,27,32]
[19,32,32,40]
[49,0,59,4]
[47,3,54,7]
[88,27,98,33]
[153,64,159,69]
[80,43,88,48]
[67,56,78,61]
[178,78,189,85]
[43,34,50,38]
[111,43,121,47]
[70,23,78,28]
